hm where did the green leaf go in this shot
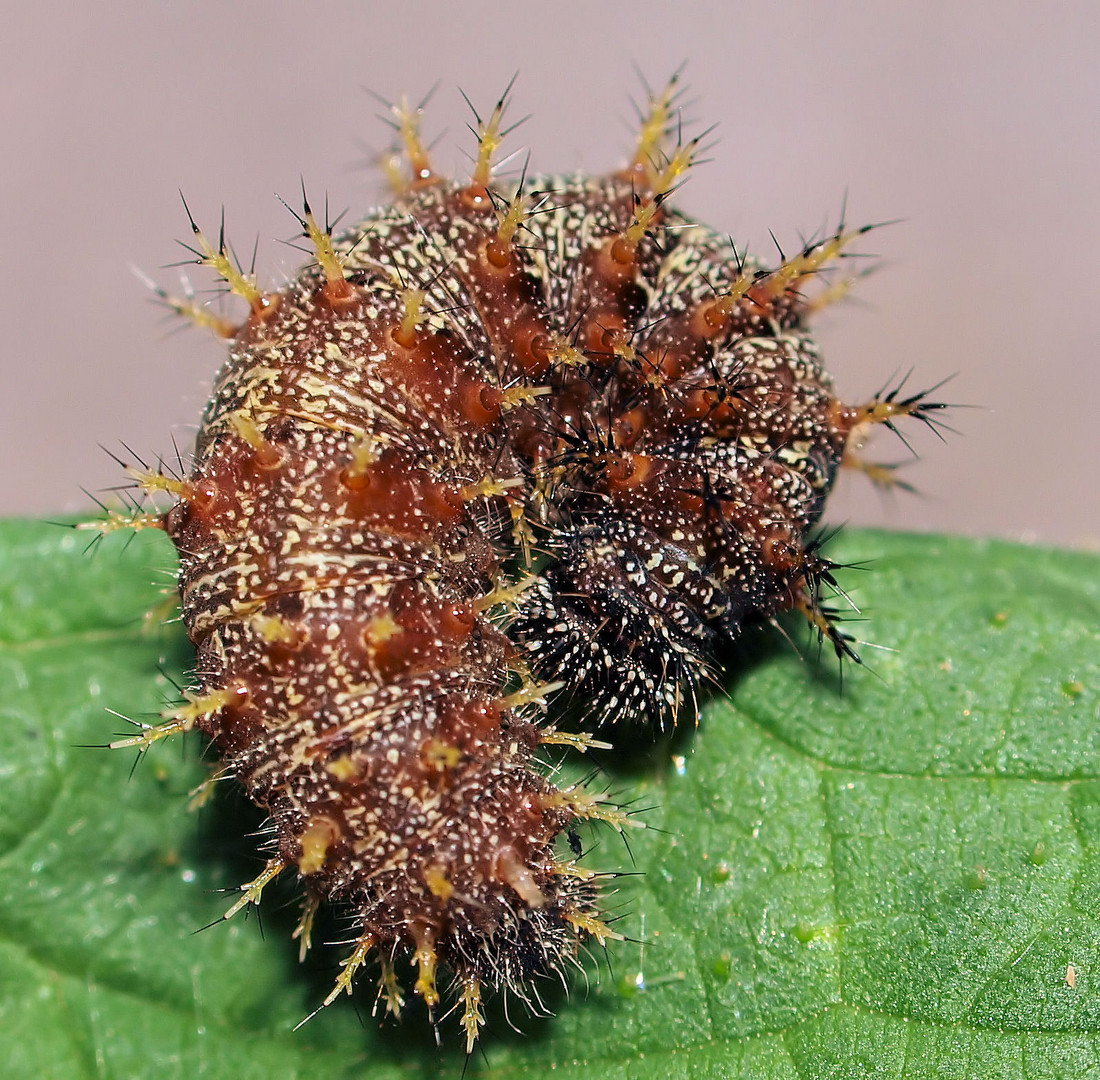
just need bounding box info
[1,520,1097,1079]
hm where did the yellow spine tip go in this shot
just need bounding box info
[391,94,436,188]
[473,573,541,613]
[565,910,625,946]
[179,197,268,315]
[136,269,238,338]
[107,686,236,753]
[469,91,509,188]
[392,287,426,346]
[539,729,614,752]
[321,934,375,1009]
[413,936,440,1008]
[461,978,485,1054]
[499,678,564,712]
[461,473,526,501]
[222,858,286,921]
[75,510,165,536]
[303,205,352,301]
[378,958,404,1018]
[292,895,320,962]
[629,70,684,182]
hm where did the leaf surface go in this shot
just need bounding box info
[0,521,1097,1079]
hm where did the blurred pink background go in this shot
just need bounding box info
[3,2,1097,547]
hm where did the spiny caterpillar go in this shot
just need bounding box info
[85,76,948,1051]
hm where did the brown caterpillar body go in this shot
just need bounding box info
[94,78,948,1050]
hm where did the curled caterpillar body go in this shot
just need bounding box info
[96,78,949,1050]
